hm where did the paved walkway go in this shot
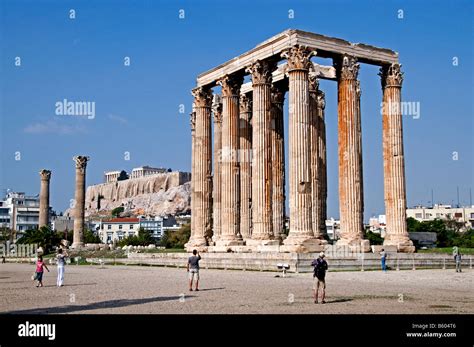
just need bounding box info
[0,263,472,314]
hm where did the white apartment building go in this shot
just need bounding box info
[407,204,474,229]
[0,192,42,238]
[101,216,166,244]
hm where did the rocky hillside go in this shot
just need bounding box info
[71,172,191,217]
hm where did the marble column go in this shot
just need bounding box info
[246,60,278,245]
[216,74,244,247]
[379,63,415,252]
[334,55,369,252]
[189,110,196,242]
[270,83,286,241]
[212,95,223,244]
[38,169,51,228]
[239,93,253,240]
[317,87,328,237]
[309,75,326,241]
[186,87,213,250]
[281,46,321,252]
[72,156,89,248]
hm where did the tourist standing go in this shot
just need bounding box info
[187,249,201,291]
[380,248,387,272]
[34,255,50,287]
[311,252,328,304]
[56,248,68,287]
[455,252,462,273]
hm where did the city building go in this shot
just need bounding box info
[0,192,44,239]
[51,215,74,232]
[407,204,474,229]
[101,217,141,244]
[100,216,168,244]
[368,215,387,236]
[325,218,340,241]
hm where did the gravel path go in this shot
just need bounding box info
[0,263,472,314]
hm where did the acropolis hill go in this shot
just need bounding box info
[81,171,191,217]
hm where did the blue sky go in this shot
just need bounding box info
[1,0,473,221]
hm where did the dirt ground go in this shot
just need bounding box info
[0,263,472,314]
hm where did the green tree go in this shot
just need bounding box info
[111,206,124,218]
[84,229,101,243]
[364,229,383,245]
[118,227,154,247]
[160,224,190,249]
[17,226,61,254]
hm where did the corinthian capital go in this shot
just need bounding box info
[218,74,243,97]
[270,84,286,105]
[39,169,51,180]
[379,63,403,89]
[246,59,277,86]
[335,54,359,81]
[281,45,316,72]
[192,86,212,108]
[239,94,252,115]
[73,156,89,170]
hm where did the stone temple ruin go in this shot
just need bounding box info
[187,29,415,253]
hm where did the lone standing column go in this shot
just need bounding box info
[186,87,213,250]
[334,55,369,252]
[271,83,286,241]
[246,60,278,245]
[281,46,321,252]
[72,156,89,248]
[212,95,223,244]
[216,74,244,247]
[239,93,253,240]
[379,63,415,252]
[38,169,51,228]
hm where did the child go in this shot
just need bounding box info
[34,255,50,287]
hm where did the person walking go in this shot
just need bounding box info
[56,248,68,287]
[380,248,387,272]
[311,252,328,304]
[455,252,462,273]
[34,255,50,287]
[187,249,201,291]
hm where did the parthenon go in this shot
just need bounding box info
[187,29,415,253]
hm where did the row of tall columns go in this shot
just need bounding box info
[37,156,88,248]
[188,47,413,252]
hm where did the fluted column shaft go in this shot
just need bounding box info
[247,60,276,241]
[281,46,317,247]
[187,87,213,249]
[309,76,323,238]
[39,170,51,228]
[380,64,414,252]
[212,99,223,243]
[271,85,286,240]
[317,90,328,236]
[217,74,244,246]
[335,55,365,247]
[239,94,253,240]
[190,112,196,239]
[73,156,89,248]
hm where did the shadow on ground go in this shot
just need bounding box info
[7,295,193,314]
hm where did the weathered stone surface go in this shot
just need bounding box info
[38,169,51,228]
[74,172,191,217]
[72,155,89,248]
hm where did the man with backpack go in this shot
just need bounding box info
[311,252,328,304]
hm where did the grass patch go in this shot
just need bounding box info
[139,248,186,254]
[418,247,474,255]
